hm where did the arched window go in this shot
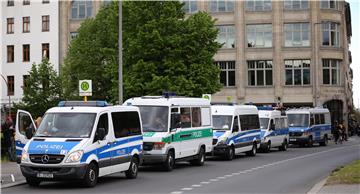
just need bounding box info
[71,1,93,19]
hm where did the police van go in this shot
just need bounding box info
[258,107,289,152]
[211,105,261,160]
[16,101,143,187]
[124,96,212,171]
[286,107,331,147]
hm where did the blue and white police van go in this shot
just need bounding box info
[286,107,331,147]
[16,101,143,187]
[211,105,261,160]
[258,107,289,152]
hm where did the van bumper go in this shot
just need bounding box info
[20,163,88,180]
[289,137,309,144]
[142,154,167,164]
[212,144,229,155]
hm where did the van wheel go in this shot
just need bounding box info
[264,141,271,153]
[190,147,205,166]
[246,143,257,156]
[279,140,288,151]
[319,136,328,146]
[83,162,98,187]
[224,146,235,161]
[125,157,139,179]
[307,136,313,147]
[26,178,41,187]
[164,150,175,171]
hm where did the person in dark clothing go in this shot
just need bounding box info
[1,117,16,161]
[333,121,340,144]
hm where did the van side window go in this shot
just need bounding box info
[233,116,239,132]
[180,107,191,128]
[191,107,201,127]
[275,118,281,129]
[94,113,109,142]
[315,114,320,125]
[112,112,141,138]
[239,114,260,131]
[201,107,211,126]
[320,114,325,124]
[310,114,315,126]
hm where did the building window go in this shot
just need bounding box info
[71,1,93,19]
[209,0,234,12]
[285,59,311,85]
[323,59,340,85]
[322,22,340,47]
[7,18,14,34]
[284,23,310,47]
[247,60,273,86]
[284,0,309,10]
[320,0,339,10]
[23,0,30,5]
[245,0,272,11]
[23,17,30,33]
[7,0,14,6]
[247,24,272,48]
[23,44,30,62]
[42,0,49,3]
[182,0,197,13]
[217,25,235,48]
[215,61,236,87]
[23,75,30,90]
[7,76,14,96]
[70,32,78,40]
[42,43,50,59]
[42,15,50,32]
[7,45,14,63]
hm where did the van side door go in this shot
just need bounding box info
[15,110,36,158]
[93,113,113,171]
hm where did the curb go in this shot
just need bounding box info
[0,180,27,189]
[307,177,328,194]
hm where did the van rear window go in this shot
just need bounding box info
[239,114,260,131]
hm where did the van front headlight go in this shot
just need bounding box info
[65,150,84,163]
[21,150,29,163]
[218,137,228,145]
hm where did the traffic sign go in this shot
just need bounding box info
[79,80,92,96]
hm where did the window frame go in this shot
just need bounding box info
[245,0,272,11]
[23,75,30,90]
[247,60,273,86]
[209,0,234,12]
[42,43,50,59]
[42,15,50,32]
[182,0,198,13]
[7,0,14,6]
[71,1,93,19]
[217,25,236,49]
[320,0,339,10]
[283,0,309,10]
[284,23,310,47]
[7,18,14,34]
[7,76,15,96]
[322,22,340,47]
[7,45,14,63]
[23,16,30,33]
[215,61,236,87]
[246,24,273,48]
[284,59,311,86]
[23,44,30,62]
[23,0,30,5]
[322,59,341,85]
[42,0,49,4]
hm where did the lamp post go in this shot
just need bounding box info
[0,74,11,118]
[313,22,322,107]
[118,0,123,104]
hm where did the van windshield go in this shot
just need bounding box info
[34,113,96,138]
[287,114,309,127]
[212,115,232,130]
[138,106,169,132]
[259,118,269,129]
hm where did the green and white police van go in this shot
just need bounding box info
[124,96,213,171]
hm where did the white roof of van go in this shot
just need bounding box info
[259,110,281,118]
[212,105,258,115]
[124,97,211,107]
[46,105,139,114]
[286,107,330,114]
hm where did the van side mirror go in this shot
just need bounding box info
[171,114,181,130]
[96,128,106,141]
[25,125,35,139]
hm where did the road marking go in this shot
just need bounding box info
[170,192,183,194]
[200,181,210,184]
[225,174,233,177]
[192,184,202,187]
[171,144,359,194]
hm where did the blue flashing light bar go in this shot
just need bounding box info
[163,92,176,98]
[58,101,109,107]
[257,106,274,111]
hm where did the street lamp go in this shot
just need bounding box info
[313,22,322,107]
[118,1,123,104]
[0,74,11,118]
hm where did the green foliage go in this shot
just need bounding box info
[62,1,222,103]
[14,59,62,118]
[326,160,360,185]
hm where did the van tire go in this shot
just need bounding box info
[279,140,288,151]
[319,135,328,146]
[264,141,271,153]
[224,146,235,161]
[125,157,139,179]
[83,162,98,187]
[246,143,257,156]
[164,150,175,171]
[307,136,313,147]
[190,147,205,166]
[26,178,41,187]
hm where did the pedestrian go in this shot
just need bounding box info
[1,117,16,161]
[339,123,347,141]
[333,121,340,144]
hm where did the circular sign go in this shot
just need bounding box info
[81,81,89,91]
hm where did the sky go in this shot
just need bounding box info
[349,0,360,108]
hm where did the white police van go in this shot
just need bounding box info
[286,107,331,147]
[124,96,212,171]
[258,107,289,152]
[17,101,143,187]
[211,105,261,160]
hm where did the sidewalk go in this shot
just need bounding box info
[0,161,26,189]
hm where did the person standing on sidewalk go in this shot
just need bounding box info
[1,117,16,161]
[333,121,340,144]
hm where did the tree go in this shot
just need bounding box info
[62,1,222,103]
[14,59,62,118]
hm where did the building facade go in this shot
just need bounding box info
[1,0,59,111]
[184,0,352,127]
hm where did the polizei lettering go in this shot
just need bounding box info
[35,144,64,150]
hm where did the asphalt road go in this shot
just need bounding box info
[3,137,360,194]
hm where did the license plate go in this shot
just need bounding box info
[37,173,53,178]
[290,138,297,141]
